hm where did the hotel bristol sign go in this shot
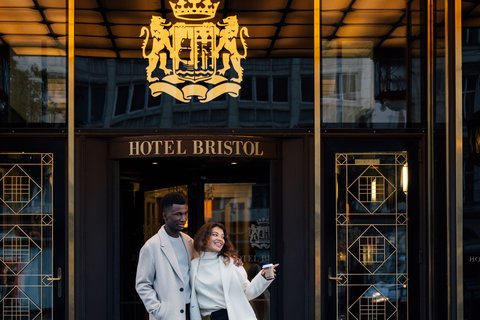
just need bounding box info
[140,0,249,103]
[110,136,279,159]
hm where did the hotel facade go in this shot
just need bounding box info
[0,0,478,319]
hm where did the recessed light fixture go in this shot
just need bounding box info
[231,162,238,165]
[152,161,159,165]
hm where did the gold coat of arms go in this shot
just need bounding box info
[140,0,249,103]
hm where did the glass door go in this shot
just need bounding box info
[0,152,62,319]
[333,152,408,319]
[118,157,273,320]
[323,145,423,320]
[203,182,272,320]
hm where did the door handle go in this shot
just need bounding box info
[328,275,343,281]
[48,267,63,298]
[47,267,62,281]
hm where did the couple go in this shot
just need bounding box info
[135,192,278,320]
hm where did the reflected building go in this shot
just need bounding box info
[75,58,314,129]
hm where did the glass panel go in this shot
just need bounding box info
[256,77,269,102]
[74,0,314,130]
[143,185,188,240]
[0,153,54,319]
[335,152,408,319]
[321,0,425,128]
[462,1,480,318]
[204,183,272,320]
[76,58,313,129]
[0,0,67,127]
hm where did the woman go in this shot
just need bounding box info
[189,222,278,320]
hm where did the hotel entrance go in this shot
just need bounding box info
[76,135,313,320]
[116,156,277,320]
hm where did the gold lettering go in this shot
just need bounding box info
[232,141,241,155]
[177,140,187,155]
[152,140,162,155]
[254,141,264,156]
[216,140,223,155]
[140,141,152,155]
[243,141,255,156]
[128,139,266,157]
[193,140,204,154]
[129,141,140,156]
[205,140,216,155]
[164,140,175,155]
[223,141,233,155]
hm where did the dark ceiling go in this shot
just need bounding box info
[0,0,313,58]
[1,0,479,59]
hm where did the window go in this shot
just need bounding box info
[273,77,288,102]
[342,73,357,101]
[301,76,314,102]
[256,77,269,101]
[75,85,89,123]
[240,76,253,100]
[114,85,129,116]
[91,86,105,121]
[130,84,146,112]
[322,74,337,98]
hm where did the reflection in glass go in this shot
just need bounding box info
[204,183,271,320]
[1,55,67,125]
[0,0,67,127]
[143,185,188,241]
[75,58,314,129]
[321,0,424,127]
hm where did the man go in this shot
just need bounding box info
[136,192,195,320]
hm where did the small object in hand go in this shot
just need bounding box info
[262,263,275,280]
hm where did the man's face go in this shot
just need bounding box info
[163,203,188,233]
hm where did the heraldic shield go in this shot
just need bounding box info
[171,23,216,83]
[139,0,249,103]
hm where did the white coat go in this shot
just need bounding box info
[136,226,195,320]
[189,255,273,320]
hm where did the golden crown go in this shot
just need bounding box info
[169,0,219,21]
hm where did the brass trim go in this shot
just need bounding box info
[453,0,464,318]
[444,0,463,318]
[68,0,75,319]
[314,0,321,319]
[426,0,434,318]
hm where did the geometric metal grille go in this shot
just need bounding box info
[336,152,408,320]
[359,236,386,264]
[0,153,54,320]
[0,165,42,215]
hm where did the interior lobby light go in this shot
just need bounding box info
[371,177,377,202]
[402,164,408,194]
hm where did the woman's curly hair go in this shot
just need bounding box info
[193,222,238,264]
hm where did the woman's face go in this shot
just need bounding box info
[205,226,225,252]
